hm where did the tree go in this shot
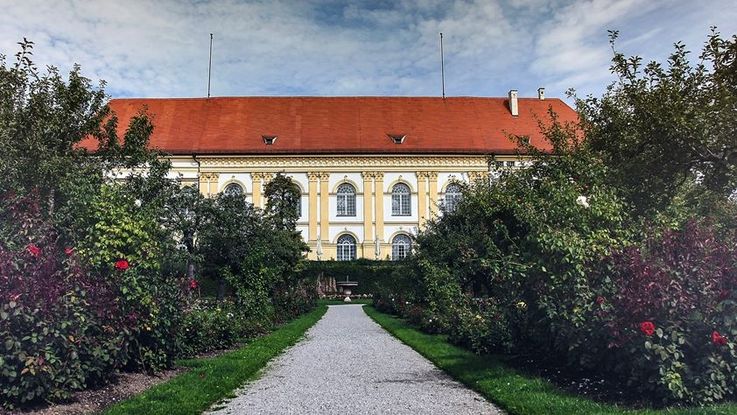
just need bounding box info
[0,39,172,247]
[576,29,737,215]
[160,185,212,281]
[198,192,263,299]
[0,40,108,212]
[264,172,301,230]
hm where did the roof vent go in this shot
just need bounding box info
[262,135,277,145]
[388,134,406,144]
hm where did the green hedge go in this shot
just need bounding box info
[299,259,404,295]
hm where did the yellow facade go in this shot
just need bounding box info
[173,154,517,260]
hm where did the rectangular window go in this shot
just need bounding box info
[337,194,356,216]
[392,194,411,216]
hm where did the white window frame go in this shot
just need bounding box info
[444,183,463,212]
[336,183,356,217]
[391,234,412,260]
[223,183,244,196]
[336,234,357,261]
[391,183,411,216]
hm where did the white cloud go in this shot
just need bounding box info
[0,0,735,100]
[530,0,663,94]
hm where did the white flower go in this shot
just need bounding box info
[576,195,590,208]
[134,199,142,207]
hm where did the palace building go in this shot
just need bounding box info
[105,90,577,261]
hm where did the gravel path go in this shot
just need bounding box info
[208,304,502,415]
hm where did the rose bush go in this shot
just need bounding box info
[0,196,126,408]
[372,116,737,405]
[0,45,318,410]
[179,299,266,356]
[597,221,737,404]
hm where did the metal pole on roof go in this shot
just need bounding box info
[207,33,213,98]
[440,32,446,99]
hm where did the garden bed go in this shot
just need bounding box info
[101,306,327,415]
[364,306,737,415]
[2,369,182,415]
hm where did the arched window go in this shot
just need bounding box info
[336,183,356,216]
[336,234,356,261]
[392,234,412,260]
[391,183,411,216]
[444,183,463,212]
[223,183,244,196]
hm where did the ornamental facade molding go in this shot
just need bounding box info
[307,172,321,181]
[199,172,219,181]
[251,172,274,181]
[361,171,385,180]
[195,155,489,170]
[468,171,490,181]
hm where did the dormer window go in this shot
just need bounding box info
[262,135,277,145]
[388,134,406,144]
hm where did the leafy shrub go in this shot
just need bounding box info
[76,184,185,373]
[370,116,737,405]
[0,196,126,408]
[447,298,514,354]
[0,43,318,410]
[374,163,737,405]
[599,221,737,404]
[179,300,265,356]
[301,259,402,295]
[272,277,318,323]
[372,264,421,316]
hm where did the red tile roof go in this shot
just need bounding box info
[92,96,578,155]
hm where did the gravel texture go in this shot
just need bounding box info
[209,304,502,415]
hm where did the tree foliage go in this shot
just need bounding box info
[577,29,737,215]
[0,40,316,409]
[264,172,301,230]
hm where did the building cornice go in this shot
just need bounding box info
[182,154,492,172]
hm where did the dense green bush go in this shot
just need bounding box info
[301,259,402,295]
[0,44,317,409]
[0,195,126,407]
[197,174,315,326]
[74,183,185,373]
[375,116,736,405]
[446,298,514,354]
[598,221,737,404]
[179,299,266,356]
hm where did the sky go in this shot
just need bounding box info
[1,0,735,101]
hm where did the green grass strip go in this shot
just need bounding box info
[104,306,327,415]
[363,306,737,415]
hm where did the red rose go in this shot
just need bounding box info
[595,296,606,305]
[189,279,199,290]
[26,244,41,257]
[114,259,130,270]
[64,247,74,256]
[712,331,728,346]
[639,321,656,336]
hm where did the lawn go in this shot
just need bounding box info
[103,306,327,415]
[363,306,737,415]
